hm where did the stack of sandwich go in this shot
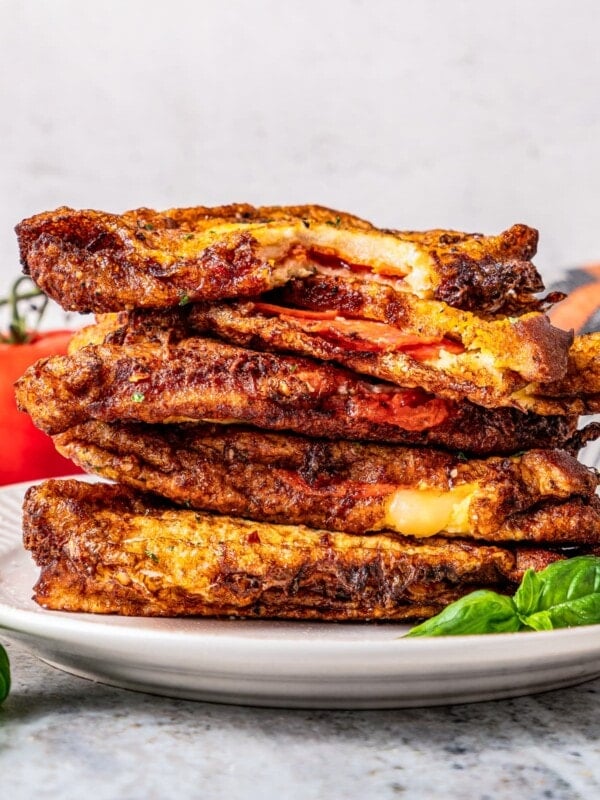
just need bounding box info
[14,204,600,621]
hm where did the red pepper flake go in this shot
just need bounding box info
[247,531,261,544]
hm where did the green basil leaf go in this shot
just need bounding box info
[512,568,544,617]
[0,644,10,703]
[406,556,600,639]
[405,590,521,637]
[510,556,600,632]
[522,592,600,631]
[515,556,600,624]
[521,609,554,632]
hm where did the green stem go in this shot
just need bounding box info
[1,277,45,343]
[0,289,41,307]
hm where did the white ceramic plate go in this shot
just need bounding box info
[2,479,600,709]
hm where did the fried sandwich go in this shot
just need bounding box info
[15,329,597,455]
[53,421,600,544]
[16,204,551,314]
[14,203,600,622]
[23,479,589,620]
[16,205,574,411]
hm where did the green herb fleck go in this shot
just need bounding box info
[301,218,310,229]
[184,233,194,240]
[144,223,154,231]
[132,392,145,403]
[145,551,159,563]
[326,216,342,228]
[179,294,191,307]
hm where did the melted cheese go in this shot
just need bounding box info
[384,484,475,538]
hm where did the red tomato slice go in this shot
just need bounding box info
[0,330,83,485]
[357,393,450,430]
[301,318,443,351]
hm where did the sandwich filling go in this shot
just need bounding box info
[252,301,465,361]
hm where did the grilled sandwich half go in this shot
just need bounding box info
[17,204,553,316]
[185,300,572,408]
[53,421,600,544]
[23,479,586,620]
[15,331,596,456]
[16,204,577,402]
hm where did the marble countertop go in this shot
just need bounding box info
[3,641,600,800]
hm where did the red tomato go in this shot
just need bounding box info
[358,392,450,431]
[0,330,83,485]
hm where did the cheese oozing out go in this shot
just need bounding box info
[384,484,475,538]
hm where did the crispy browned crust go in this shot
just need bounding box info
[54,421,600,543]
[13,336,447,434]
[278,276,571,381]
[68,307,575,411]
[16,204,546,314]
[65,314,595,455]
[498,497,600,543]
[185,301,571,404]
[22,479,575,619]
[520,332,600,414]
[68,313,122,351]
[15,332,585,455]
[16,205,316,313]
[424,224,544,313]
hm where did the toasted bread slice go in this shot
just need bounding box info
[15,332,590,455]
[277,274,570,380]
[70,307,578,411]
[16,204,546,314]
[514,332,600,414]
[187,300,571,405]
[54,421,600,543]
[23,479,580,620]
[67,305,575,410]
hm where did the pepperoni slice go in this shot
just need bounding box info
[252,302,464,360]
